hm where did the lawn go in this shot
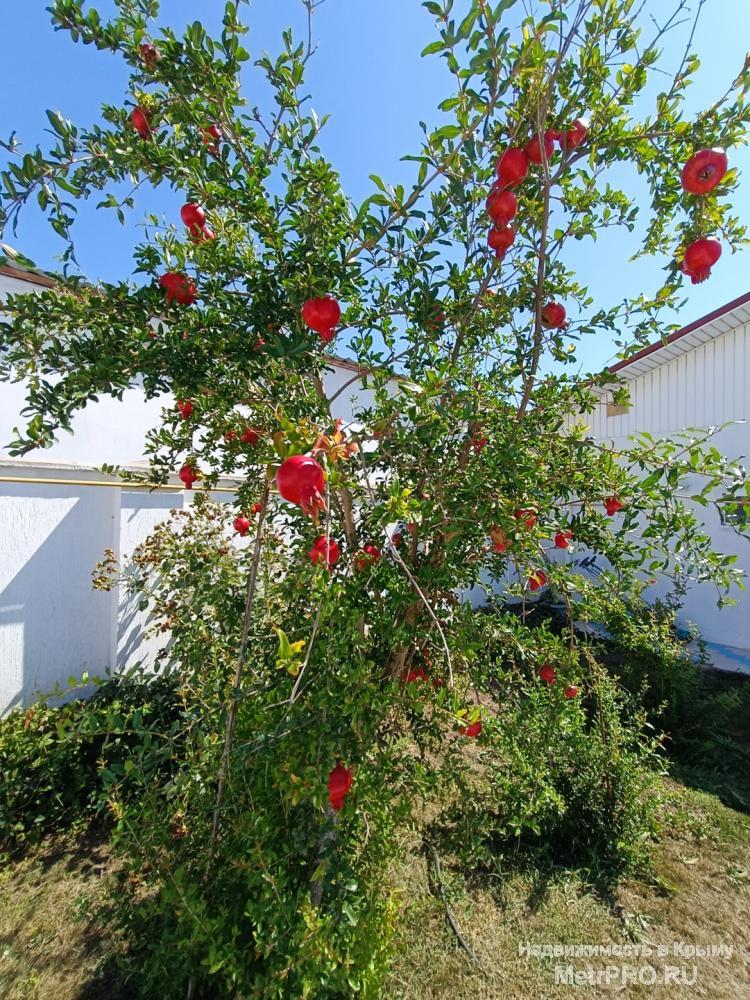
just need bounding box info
[2,779,748,999]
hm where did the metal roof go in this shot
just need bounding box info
[609,290,750,381]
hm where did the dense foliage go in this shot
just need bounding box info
[1,0,749,995]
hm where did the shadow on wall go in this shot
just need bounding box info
[0,482,117,715]
[116,489,182,673]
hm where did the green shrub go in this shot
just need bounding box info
[433,610,664,884]
[0,671,181,850]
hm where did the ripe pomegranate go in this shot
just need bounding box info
[241,427,260,445]
[130,107,152,138]
[486,186,518,226]
[176,399,193,420]
[181,201,205,227]
[488,224,515,258]
[682,237,722,284]
[234,515,251,537]
[495,147,529,187]
[391,531,403,548]
[159,272,197,305]
[459,720,482,738]
[554,529,573,549]
[564,685,579,699]
[191,224,215,244]
[302,296,341,339]
[681,148,728,195]
[178,464,199,489]
[528,570,547,592]
[604,495,624,516]
[309,536,340,569]
[356,543,382,570]
[327,763,353,811]
[489,526,511,553]
[524,130,556,165]
[202,123,222,155]
[541,302,566,329]
[560,118,589,150]
[139,43,159,68]
[251,502,263,515]
[515,508,537,529]
[406,667,428,684]
[276,455,325,515]
[539,663,556,685]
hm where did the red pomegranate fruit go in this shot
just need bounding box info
[234,515,251,537]
[564,685,579,699]
[202,123,222,155]
[488,224,515,257]
[276,455,326,515]
[524,130,556,165]
[539,663,556,685]
[528,570,547,592]
[180,202,205,227]
[327,763,353,811]
[459,720,482,738]
[560,118,589,150]
[682,237,722,284]
[356,543,382,570]
[241,427,260,445]
[554,529,573,549]
[159,273,197,305]
[302,296,341,338]
[139,43,159,68]
[495,147,529,187]
[541,302,566,329]
[681,148,728,196]
[486,186,518,226]
[309,536,340,569]
[489,526,511,553]
[604,495,624,516]
[515,508,537,529]
[178,464,199,489]
[130,107,152,138]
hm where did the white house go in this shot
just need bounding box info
[0,263,384,714]
[576,291,750,674]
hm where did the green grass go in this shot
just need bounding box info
[1,779,749,999]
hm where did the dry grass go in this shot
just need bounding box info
[1,781,749,999]
[0,830,125,1000]
[384,780,750,999]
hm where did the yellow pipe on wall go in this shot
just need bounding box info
[0,474,239,493]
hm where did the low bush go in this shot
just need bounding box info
[432,609,664,884]
[0,671,181,850]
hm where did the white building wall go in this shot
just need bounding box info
[0,269,384,713]
[574,317,750,665]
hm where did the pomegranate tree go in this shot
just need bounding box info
[1,1,748,996]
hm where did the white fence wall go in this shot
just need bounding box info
[0,264,385,712]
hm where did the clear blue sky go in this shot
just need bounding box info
[1,0,748,372]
